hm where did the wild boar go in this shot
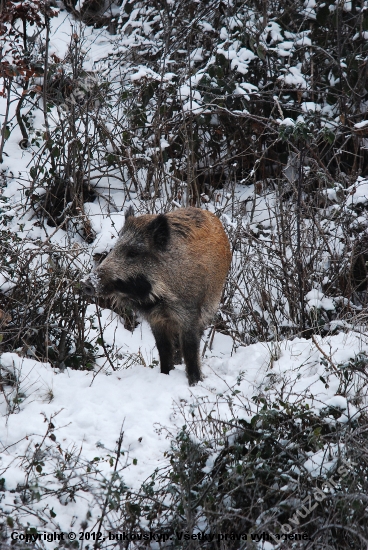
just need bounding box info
[81,207,231,385]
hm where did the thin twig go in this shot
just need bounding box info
[311,334,340,375]
[93,425,124,549]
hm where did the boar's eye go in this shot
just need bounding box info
[126,247,140,259]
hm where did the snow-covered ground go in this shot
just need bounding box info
[1,325,366,537]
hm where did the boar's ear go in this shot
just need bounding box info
[119,205,135,234]
[119,205,134,237]
[125,205,135,221]
[149,214,170,250]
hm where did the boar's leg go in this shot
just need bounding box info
[182,327,203,386]
[151,325,174,375]
[173,333,182,365]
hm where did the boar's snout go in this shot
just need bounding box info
[80,274,99,296]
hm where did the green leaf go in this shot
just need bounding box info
[257,45,266,61]
[317,4,330,26]
[216,53,227,67]
[323,128,335,145]
[124,1,133,14]
[6,516,14,528]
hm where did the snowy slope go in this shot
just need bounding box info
[1,326,366,538]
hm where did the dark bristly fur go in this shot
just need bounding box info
[81,207,232,386]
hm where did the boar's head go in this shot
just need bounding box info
[81,206,170,308]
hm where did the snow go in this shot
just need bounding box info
[354,120,368,129]
[234,86,249,97]
[160,138,170,149]
[302,101,321,112]
[219,27,229,40]
[216,42,256,76]
[230,48,256,75]
[182,99,204,114]
[346,180,368,205]
[178,85,202,101]
[239,82,258,93]
[304,447,337,477]
[324,395,347,410]
[279,117,295,127]
[280,65,308,88]
[295,36,311,46]
[130,67,161,81]
[0,273,16,293]
[263,22,283,43]
[199,21,215,32]
[83,206,124,254]
[302,0,317,19]
[276,41,294,57]
[190,48,204,62]
[1,328,367,537]
[305,289,335,311]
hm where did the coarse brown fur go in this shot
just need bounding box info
[81,207,231,385]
